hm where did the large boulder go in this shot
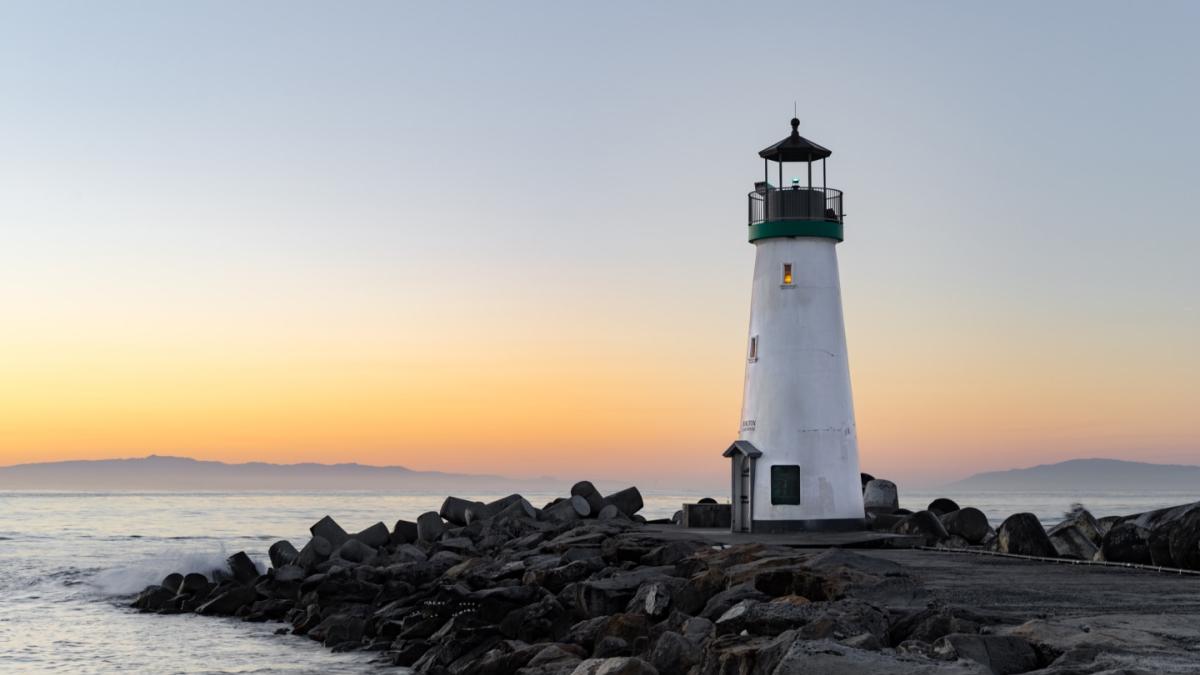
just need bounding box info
[545,495,592,522]
[352,521,390,548]
[993,513,1056,557]
[297,535,332,569]
[1048,524,1099,560]
[1100,521,1153,564]
[926,498,960,516]
[862,479,898,514]
[1167,509,1200,570]
[268,540,299,569]
[939,507,990,545]
[932,634,1038,674]
[891,510,948,546]
[226,551,260,584]
[648,631,700,675]
[417,511,446,542]
[603,487,644,518]
[1048,506,1104,546]
[440,496,484,526]
[196,585,258,615]
[309,515,349,548]
[570,657,658,675]
[571,482,607,516]
[391,519,418,545]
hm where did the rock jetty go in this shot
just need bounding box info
[130,481,1200,674]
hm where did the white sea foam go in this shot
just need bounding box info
[89,545,233,596]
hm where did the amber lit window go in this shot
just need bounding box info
[748,335,758,361]
[782,263,793,285]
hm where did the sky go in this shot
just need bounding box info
[1,2,1197,490]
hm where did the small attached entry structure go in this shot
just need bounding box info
[723,441,761,533]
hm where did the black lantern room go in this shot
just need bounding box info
[748,118,844,243]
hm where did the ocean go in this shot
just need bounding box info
[2,488,1196,673]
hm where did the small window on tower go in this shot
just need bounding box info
[748,335,758,362]
[782,263,793,285]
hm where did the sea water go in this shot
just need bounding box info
[1,489,1196,673]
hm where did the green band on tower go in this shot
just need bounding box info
[748,219,844,243]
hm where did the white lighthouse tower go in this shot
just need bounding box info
[724,118,865,533]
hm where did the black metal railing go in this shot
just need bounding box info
[748,186,843,225]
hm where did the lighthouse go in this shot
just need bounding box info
[723,118,865,533]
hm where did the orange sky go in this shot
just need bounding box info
[2,3,1199,491]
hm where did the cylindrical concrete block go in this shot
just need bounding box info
[862,479,899,515]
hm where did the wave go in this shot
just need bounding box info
[87,544,260,597]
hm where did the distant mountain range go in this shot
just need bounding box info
[0,455,589,492]
[946,458,1200,491]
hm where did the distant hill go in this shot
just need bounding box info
[946,458,1200,491]
[0,454,585,492]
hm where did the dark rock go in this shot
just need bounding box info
[352,521,390,548]
[160,573,183,594]
[390,639,432,667]
[994,513,1057,557]
[650,631,700,675]
[441,496,485,526]
[1100,521,1153,564]
[714,598,812,635]
[307,610,362,648]
[573,657,658,675]
[939,507,991,545]
[927,498,961,516]
[268,540,300,569]
[417,511,446,543]
[888,606,988,644]
[575,567,676,618]
[773,638,961,674]
[132,585,175,612]
[603,487,644,517]
[933,633,1038,674]
[1150,524,1177,567]
[860,472,875,489]
[626,581,671,618]
[297,535,332,571]
[391,519,419,546]
[1048,524,1099,560]
[1048,506,1104,546]
[700,583,769,620]
[1167,509,1200,570]
[177,572,210,596]
[893,508,913,516]
[841,633,882,650]
[334,538,377,564]
[226,551,260,584]
[524,560,592,593]
[593,637,631,658]
[572,481,607,516]
[866,512,906,532]
[862,479,898,514]
[599,504,626,521]
[1096,515,1122,537]
[891,510,949,546]
[640,540,705,567]
[545,495,592,522]
[197,584,258,616]
[310,515,349,548]
[500,596,570,642]
[516,644,582,675]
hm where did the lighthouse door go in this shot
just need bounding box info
[731,455,753,533]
